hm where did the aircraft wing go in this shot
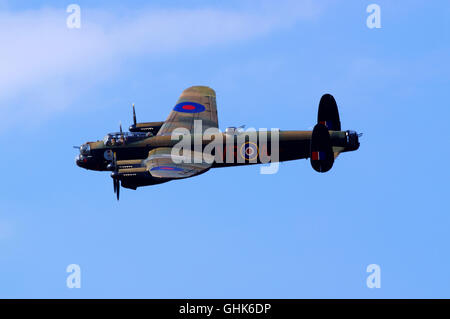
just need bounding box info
[157,86,218,136]
[144,147,212,179]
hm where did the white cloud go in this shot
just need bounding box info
[0,2,321,126]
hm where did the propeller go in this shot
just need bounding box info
[358,133,364,137]
[111,152,120,201]
[132,103,136,126]
[119,121,125,145]
[73,146,80,149]
[116,179,120,201]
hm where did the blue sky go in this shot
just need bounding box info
[0,0,449,298]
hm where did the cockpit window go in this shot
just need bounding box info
[80,143,91,155]
[103,132,151,146]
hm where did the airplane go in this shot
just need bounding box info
[75,86,361,200]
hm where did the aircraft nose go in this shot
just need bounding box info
[75,155,87,168]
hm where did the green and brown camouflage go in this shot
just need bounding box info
[75,86,360,199]
[157,86,218,135]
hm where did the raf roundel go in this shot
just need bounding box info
[240,142,259,161]
[173,102,206,113]
[150,166,184,171]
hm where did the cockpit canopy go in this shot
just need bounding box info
[103,131,151,146]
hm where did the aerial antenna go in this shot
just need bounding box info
[132,103,136,126]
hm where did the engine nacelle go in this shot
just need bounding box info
[129,121,164,134]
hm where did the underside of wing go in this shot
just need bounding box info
[157,86,218,136]
[144,147,212,179]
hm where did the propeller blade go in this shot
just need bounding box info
[119,122,123,135]
[111,151,121,200]
[132,103,136,126]
[73,146,80,149]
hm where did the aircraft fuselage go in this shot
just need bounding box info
[76,130,359,171]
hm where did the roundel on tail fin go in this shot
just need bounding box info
[318,94,341,131]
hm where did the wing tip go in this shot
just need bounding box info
[183,86,216,97]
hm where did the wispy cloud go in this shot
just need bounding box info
[0,2,321,126]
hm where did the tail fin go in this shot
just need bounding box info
[318,94,341,131]
[310,123,334,173]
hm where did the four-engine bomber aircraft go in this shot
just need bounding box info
[75,86,360,199]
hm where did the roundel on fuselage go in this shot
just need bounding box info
[104,150,113,161]
[240,142,259,161]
